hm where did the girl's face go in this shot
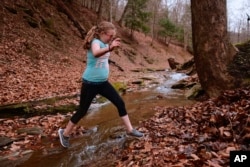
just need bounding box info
[100,29,116,43]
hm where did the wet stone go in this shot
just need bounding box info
[0,150,33,167]
[0,136,13,147]
[109,132,125,139]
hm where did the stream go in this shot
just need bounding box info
[15,71,195,167]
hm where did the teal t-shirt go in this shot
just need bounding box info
[82,38,110,82]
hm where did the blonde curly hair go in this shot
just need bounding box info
[83,21,116,49]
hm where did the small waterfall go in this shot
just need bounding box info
[156,71,188,95]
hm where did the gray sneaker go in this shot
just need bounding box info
[127,129,144,137]
[58,128,70,148]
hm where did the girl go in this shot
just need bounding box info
[58,21,143,148]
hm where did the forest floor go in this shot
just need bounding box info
[0,1,249,166]
[113,87,250,167]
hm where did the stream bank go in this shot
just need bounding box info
[0,71,196,167]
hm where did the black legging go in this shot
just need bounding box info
[70,80,127,124]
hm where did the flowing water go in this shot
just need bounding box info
[17,71,196,167]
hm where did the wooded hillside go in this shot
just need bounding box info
[0,0,193,106]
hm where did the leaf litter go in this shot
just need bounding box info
[0,86,249,166]
[113,86,250,167]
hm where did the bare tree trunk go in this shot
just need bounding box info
[109,0,112,22]
[87,0,91,8]
[91,0,95,11]
[54,0,86,38]
[97,0,103,22]
[97,1,109,21]
[150,0,161,45]
[84,0,87,7]
[166,37,171,46]
[191,0,237,97]
[118,0,132,26]
[94,0,100,12]
[183,28,188,50]
[113,0,118,21]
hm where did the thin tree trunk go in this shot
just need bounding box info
[97,0,103,22]
[118,0,132,26]
[109,0,112,22]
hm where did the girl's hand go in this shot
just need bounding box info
[109,38,121,51]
